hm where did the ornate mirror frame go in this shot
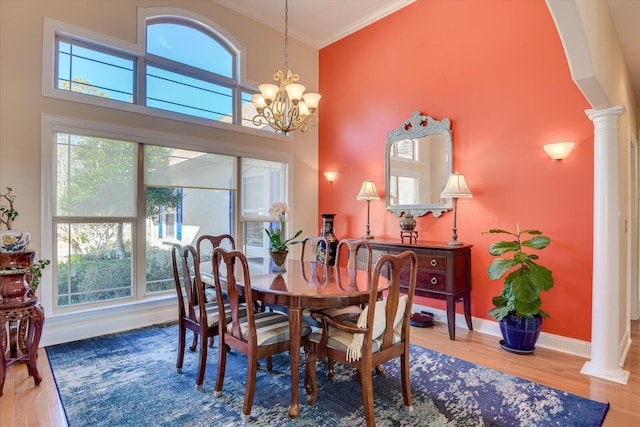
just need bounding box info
[385,111,453,217]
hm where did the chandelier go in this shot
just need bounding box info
[251,0,321,134]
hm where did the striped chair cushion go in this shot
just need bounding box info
[308,327,401,355]
[302,305,363,328]
[195,301,247,328]
[318,305,363,322]
[230,311,312,346]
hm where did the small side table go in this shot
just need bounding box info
[0,295,45,396]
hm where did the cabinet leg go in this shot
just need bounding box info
[446,297,456,340]
[463,296,473,331]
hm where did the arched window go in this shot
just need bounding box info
[51,13,266,132]
[144,19,236,121]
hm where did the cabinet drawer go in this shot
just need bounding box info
[400,269,446,291]
[417,254,446,271]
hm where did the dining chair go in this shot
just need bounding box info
[319,239,374,378]
[172,244,242,390]
[304,250,419,427]
[196,234,235,302]
[299,235,332,321]
[300,235,330,265]
[211,247,313,421]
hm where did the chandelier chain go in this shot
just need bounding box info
[284,0,289,70]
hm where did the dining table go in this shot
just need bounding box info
[200,256,389,419]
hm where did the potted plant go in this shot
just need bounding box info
[0,187,50,301]
[482,224,554,353]
[0,187,30,252]
[264,202,302,272]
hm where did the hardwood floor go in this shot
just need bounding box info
[1,320,639,426]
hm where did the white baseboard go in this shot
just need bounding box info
[42,300,593,360]
[40,296,177,347]
[411,303,592,359]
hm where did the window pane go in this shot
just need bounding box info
[146,22,233,78]
[144,145,236,189]
[146,66,232,121]
[145,187,233,293]
[242,221,272,258]
[56,133,137,216]
[56,39,134,103]
[56,222,133,307]
[241,158,286,220]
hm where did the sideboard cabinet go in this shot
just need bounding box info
[361,240,472,340]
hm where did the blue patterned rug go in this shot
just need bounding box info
[46,324,608,426]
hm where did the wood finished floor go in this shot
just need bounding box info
[1,320,639,426]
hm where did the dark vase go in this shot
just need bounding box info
[320,213,338,265]
[399,213,416,231]
[499,314,542,353]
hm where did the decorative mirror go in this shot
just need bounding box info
[385,111,453,217]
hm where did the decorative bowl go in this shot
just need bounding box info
[0,230,31,253]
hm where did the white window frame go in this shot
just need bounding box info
[40,113,294,344]
[41,8,288,142]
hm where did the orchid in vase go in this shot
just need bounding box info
[264,202,302,253]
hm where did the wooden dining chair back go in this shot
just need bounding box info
[336,238,373,283]
[304,250,419,427]
[299,235,331,285]
[196,234,235,262]
[300,235,330,265]
[196,234,235,302]
[172,244,234,390]
[211,247,312,421]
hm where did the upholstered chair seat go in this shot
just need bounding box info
[231,311,311,346]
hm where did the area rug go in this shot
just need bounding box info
[46,324,609,426]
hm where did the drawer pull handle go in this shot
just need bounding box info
[431,277,438,285]
[430,259,437,267]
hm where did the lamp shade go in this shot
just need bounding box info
[356,180,380,201]
[441,172,473,199]
[543,142,575,160]
[323,171,337,183]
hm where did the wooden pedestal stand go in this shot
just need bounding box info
[0,250,45,396]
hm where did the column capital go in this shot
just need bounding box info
[585,104,626,121]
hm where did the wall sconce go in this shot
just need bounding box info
[356,180,380,239]
[543,142,575,160]
[323,171,337,183]
[440,172,473,246]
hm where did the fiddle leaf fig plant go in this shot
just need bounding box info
[483,225,554,321]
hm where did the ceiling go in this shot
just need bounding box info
[215,0,415,49]
[216,0,640,103]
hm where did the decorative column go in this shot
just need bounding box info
[580,104,630,384]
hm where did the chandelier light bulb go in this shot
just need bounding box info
[259,83,279,104]
[284,83,305,104]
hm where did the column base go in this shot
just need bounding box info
[580,360,630,384]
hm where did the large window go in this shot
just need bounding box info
[55,133,137,306]
[50,14,272,133]
[52,127,287,311]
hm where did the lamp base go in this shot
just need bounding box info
[447,240,464,246]
[362,234,374,240]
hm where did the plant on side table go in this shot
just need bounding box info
[0,187,50,301]
[482,224,554,354]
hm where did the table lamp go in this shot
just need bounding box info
[356,180,380,239]
[440,172,473,246]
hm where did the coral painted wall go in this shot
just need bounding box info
[318,0,593,341]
